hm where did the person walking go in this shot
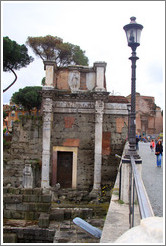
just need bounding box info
[155,140,163,167]
[150,139,155,152]
[136,136,139,150]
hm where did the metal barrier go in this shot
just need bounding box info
[118,153,154,228]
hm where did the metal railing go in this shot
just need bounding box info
[118,153,154,228]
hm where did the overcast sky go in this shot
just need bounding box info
[2,1,165,110]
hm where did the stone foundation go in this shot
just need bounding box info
[3,187,109,243]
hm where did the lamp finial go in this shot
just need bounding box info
[130,17,136,23]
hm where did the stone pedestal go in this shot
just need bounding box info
[94,62,107,91]
[43,60,56,87]
[121,152,142,203]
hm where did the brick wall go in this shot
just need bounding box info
[51,112,127,188]
[102,114,128,183]
[51,113,95,189]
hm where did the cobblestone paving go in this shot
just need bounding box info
[138,142,163,217]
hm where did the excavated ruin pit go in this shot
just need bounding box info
[3,187,110,243]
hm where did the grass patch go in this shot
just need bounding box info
[118,199,124,204]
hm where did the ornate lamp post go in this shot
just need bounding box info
[123,17,143,152]
[127,104,131,140]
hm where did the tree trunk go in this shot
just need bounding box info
[3,68,17,93]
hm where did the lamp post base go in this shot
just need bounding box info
[122,150,142,164]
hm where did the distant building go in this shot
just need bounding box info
[3,102,40,133]
[126,92,163,136]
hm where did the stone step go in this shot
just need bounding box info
[3,218,104,243]
[38,213,50,228]
[51,188,90,202]
[3,194,51,203]
[53,227,100,243]
[3,187,43,195]
[50,207,93,221]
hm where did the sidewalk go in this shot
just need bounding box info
[100,193,140,243]
[100,142,163,243]
[138,142,163,217]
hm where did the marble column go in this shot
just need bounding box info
[41,97,53,188]
[41,61,55,189]
[93,99,104,190]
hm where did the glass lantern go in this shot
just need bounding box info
[123,17,143,49]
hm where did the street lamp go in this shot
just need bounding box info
[123,17,143,152]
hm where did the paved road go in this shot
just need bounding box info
[138,142,163,217]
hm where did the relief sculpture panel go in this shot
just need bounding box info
[68,71,80,92]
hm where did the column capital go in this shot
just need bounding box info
[41,88,54,99]
[92,91,109,101]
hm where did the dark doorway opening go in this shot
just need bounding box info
[57,151,73,188]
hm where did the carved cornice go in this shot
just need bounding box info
[92,91,110,102]
[41,88,110,102]
[41,88,55,99]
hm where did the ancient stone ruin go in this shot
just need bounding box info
[3,61,129,243]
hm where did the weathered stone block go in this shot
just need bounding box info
[50,209,64,221]
[11,188,21,195]
[5,203,17,210]
[3,187,8,194]
[11,211,25,219]
[23,189,33,195]
[64,209,71,220]
[33,188,42,195]
[24,211,39,220]
[41,195,52,203]
[23,195,39,203]
[38,213,50,228]
[37,203,51,212]
[4,195,22,204]
[81,208,93,219]
[16,203,28,211]
[71,208,82,219]
[7,187,18,194]
[3,209,11,219]
[3,233,17,243]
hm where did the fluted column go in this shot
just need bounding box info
[93,99,104,190]
[41,97,53,188]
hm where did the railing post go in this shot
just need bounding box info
[119,164,122,200]
[132,178,135,227]
[129,162,132,228]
